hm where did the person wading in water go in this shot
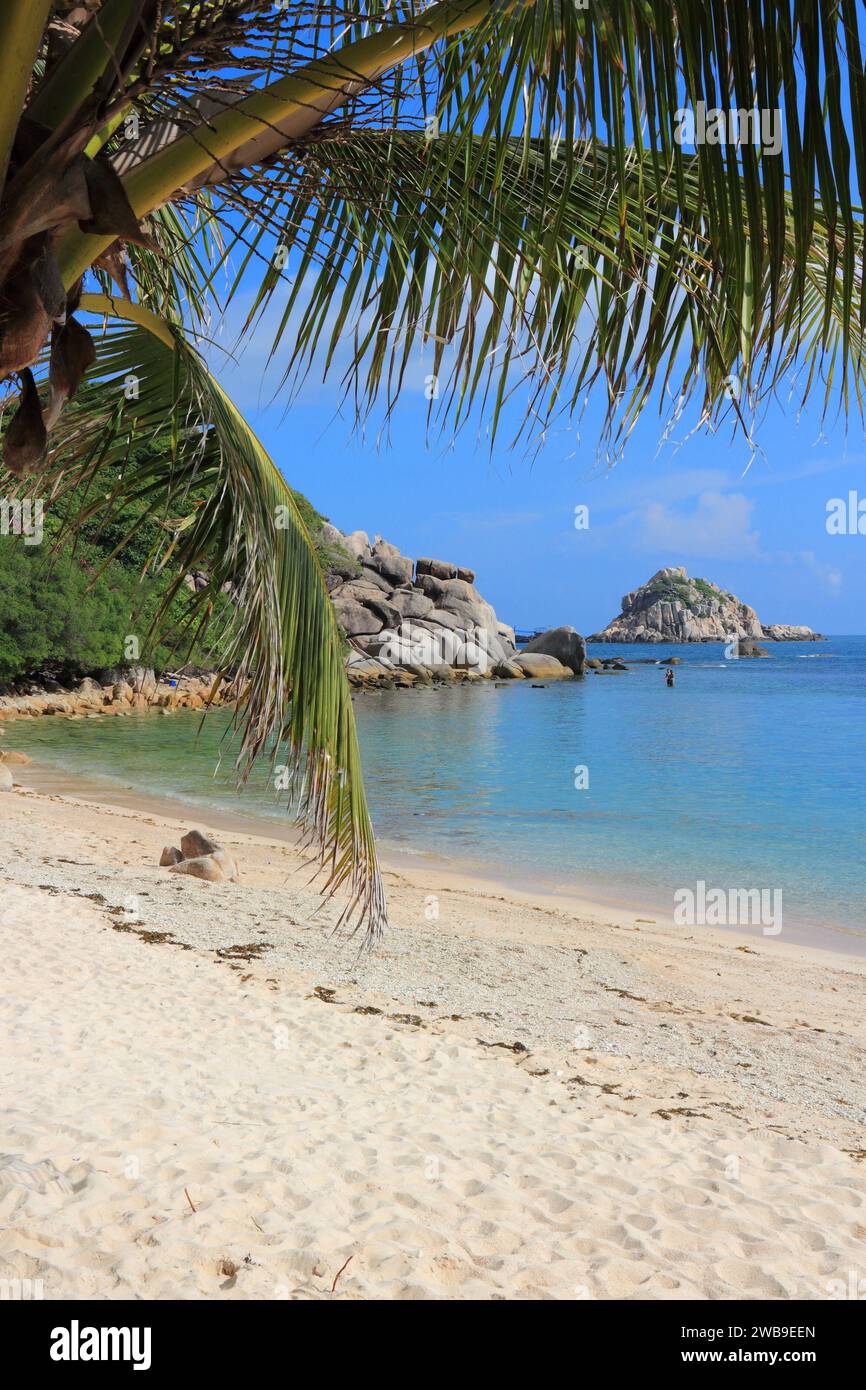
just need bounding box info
[665,668,675,688]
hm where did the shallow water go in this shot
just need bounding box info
[10,638,866,942]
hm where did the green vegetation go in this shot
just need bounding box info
[0,544,134,684]
[0,488,230,686]
[647,574,726,612]
[289,491,361,581]
[692,578,722,606]
[0,467,343,687]
[647,575,694,607]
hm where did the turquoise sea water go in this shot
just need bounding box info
[9,638,866,946]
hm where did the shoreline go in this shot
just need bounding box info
[1,763,865,1298]
[8,736,866,961]
[3,761,866,1101]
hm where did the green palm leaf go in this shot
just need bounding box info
[38,292,386,944]
[210,130,866,456]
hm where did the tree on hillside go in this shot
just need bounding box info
[0,1,864,940]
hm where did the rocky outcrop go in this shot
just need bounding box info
[327,529,579,687]
[169,855,226,882]
[585,657,629,672]
[523,625,586,675]
[589,567,824,644]
[161,828,239,883]
[0,670,234,723]
[0,531,585,711]
[513,653,573,680]
[180,828,219,858]
[761,623,825,641]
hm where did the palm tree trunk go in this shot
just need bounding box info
[0,0,54,191]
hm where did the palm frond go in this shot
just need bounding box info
[12,2,866,449]
[35,291,386,944]
[439,0,865,335]
[204,131,866,457]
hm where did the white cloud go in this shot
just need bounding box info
[798,549,843,593]
[632,490,762,559]
[586,467,734,512]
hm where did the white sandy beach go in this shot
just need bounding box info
[1,766,865,1300]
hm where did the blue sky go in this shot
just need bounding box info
[180,12,866,639]
[206,302,866,637]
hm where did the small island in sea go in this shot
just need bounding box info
[589,566,826,644]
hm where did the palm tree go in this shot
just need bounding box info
[0,2,863,942]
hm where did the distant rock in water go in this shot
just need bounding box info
[588,567,825,644]
[761,624,826,641]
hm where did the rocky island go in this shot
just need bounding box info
[589,567,825,644]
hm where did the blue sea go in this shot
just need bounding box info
[10,638,866,949]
